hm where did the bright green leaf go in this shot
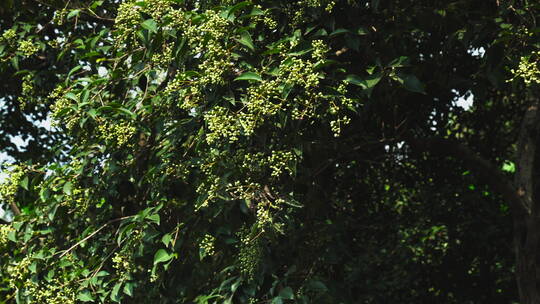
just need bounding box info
[154,249,173,265]
[141,19,158,33]
[77,291,95,302]
[237,31,255,51]
[63,181,73,195]
[19,176,29,190]
[234,71,262,82]
[123,282,134,297]
[67,9,81,20]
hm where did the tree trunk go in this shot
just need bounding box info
[514,216,540,303]
[514,100,540,304]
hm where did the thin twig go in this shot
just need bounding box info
[58,216,132,258]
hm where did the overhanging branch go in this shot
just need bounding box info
[406,137,529,215]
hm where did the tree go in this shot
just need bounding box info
[0,0,538,303]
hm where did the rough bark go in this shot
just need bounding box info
[514,100,540,304]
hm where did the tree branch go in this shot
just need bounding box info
[406,136,529,215]
[9,201,21,217]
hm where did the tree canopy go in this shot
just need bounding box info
[0,0,539,303]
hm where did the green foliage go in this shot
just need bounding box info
[1,0,539,303]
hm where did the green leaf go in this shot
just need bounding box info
[111,282,122,302]
[48,205,58,221]
[77,291,95,302]
[357,27,368,35]
[19,176,29,190]
[237,31,255,51]
[67,9,81,20]
[7,230,16,242]
[154,249,173,265]
[63,181,73,195]
[39,187,50,202]
[90,0,104,10]
[80,89,90,103]
[272,297,283,304]
[231,279,241,293]
[402,74,425,93]
[306,280,328,292]
[225,1,251,19]
[162,233,172,247]
[502,161,516,173]
[281,82,293,99]
[66,65,82,84]
[329,28,350,37]
[388,56,409,67]
[234,71,262,82]
[147,213,160,225]
[29,261,37,273]
[123,282,134,297]
[87,108,97,119]
[11,56,19,70]
[345,74,382,91]
[345,74,364,86]
[117,107,136,119]
[95,270,110,277]
[65,92,78,101]
[141,19,158,33]
[278,287,294,300]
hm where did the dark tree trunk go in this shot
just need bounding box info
[514,219,540,303]
[514,100,540,304]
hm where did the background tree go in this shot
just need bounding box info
[0,0,538,303]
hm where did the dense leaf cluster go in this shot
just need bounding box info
[0,0,538,303]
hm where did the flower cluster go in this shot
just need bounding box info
[1,28,16,43]
[268,150,296,177]
[238,150,296,179]
[166,80,202,110]
[52,8,67,25]
[311,39,329,61]
[291,0,336,24]
[0,225,14,250]
[280,58,320,89]
[256,206,271,228]
[18,74,34,109]
[246,80,282,115]
[200,234,216,257]
[204,106,241,144]
[184,10,233,86]
[185,10,230,55]
[330,116,351,137]
[151,43,173,68]
[0,165,26,207]
[60,184,89,215]
[18,39,39,57]
[510,51,540,85]
[50,93,80,130]
[24,278,76,304]
[236,227,262,281]
[97,120,136,147]
[112,252,132,277]
[7,255,32,284]
[227,180,259,201]
[114,0,142,46]
[146,0,172,21]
